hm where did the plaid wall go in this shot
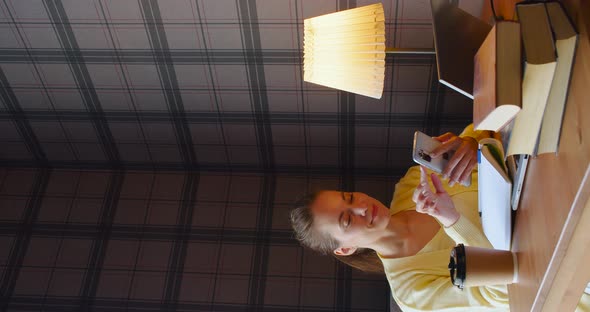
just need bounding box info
[0,167,397,311]
[0,0,480,311]
[0,0,475,174]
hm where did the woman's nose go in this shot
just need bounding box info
[352,206,367,216]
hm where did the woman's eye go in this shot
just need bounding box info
[344,213,351,228]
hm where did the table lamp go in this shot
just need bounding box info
[303,3,434,99]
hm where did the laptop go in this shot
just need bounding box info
[430,0,492,98]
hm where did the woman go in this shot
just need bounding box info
[290,125,511,311]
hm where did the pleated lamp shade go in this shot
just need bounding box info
[303,3,386,99]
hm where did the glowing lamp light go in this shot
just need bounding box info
[303,3,386,99]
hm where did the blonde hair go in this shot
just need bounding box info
[290,191,384,274]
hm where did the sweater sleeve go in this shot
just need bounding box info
[382,251,510,311]
[390,270,510,311]
[444,214,493,248]
[458,124,498,142]
[443,190,494,248]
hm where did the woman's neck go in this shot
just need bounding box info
[369,211,440,258]
[367,213,412,257]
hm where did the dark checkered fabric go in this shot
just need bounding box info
[0,0,476,311]
[0,168,398,311]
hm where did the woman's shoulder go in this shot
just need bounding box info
[389,166,422,214]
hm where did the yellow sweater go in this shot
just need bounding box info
[381,126,509,311]
[382,166,509,311]
[380,125,590,311]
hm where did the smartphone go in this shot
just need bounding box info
[412,131,452,173]
[412,131,472,186]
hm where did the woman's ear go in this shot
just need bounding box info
[334,246,357,256]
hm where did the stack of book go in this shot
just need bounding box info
[474,1,578,156]
[472,1,578,242]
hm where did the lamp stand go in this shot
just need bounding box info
[385,48,436,55]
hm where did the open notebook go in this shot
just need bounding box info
[478,140,511,251]
[477,137,529,251]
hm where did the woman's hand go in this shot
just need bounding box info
[429,132,478,186]
[413,166,460,227]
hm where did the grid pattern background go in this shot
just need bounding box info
[0,0,477,174]
[0,168,397,311]
[0,0,481,311]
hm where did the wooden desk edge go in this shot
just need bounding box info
[534,165,590,311]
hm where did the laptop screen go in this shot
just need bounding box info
[431,0,492,98]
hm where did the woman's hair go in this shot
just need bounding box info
[290,191,384,274]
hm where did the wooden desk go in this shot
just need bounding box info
[503,0,590,311]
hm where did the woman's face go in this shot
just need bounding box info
[310,191,390,254]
